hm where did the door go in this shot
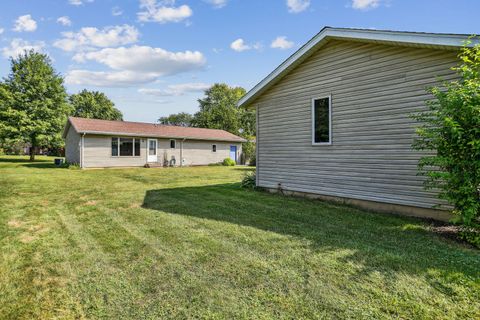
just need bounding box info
[147,139,157,162]
[229,145,237,163]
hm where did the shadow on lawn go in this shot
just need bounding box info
[142,183,480,291]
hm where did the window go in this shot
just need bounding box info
[212,144,217,152]
[111,137,141,157]
[134,139,140,156]
[312,96,332,144]
[120,138,133,156]
[111,138,118,156]
[170,139,176,149]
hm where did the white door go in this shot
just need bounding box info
[147,139,157,162]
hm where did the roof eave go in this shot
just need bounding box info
[238,27,474,109]
[79,130,246,143]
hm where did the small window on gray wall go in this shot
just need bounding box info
[170,139,176,149]
[212,144,217,152]
[111,138,118,156]
[312,96,331,144]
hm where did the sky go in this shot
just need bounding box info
[0,0,478,122]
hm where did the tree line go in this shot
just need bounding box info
[0,50,255,161]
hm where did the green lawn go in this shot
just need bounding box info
[0,155,479,319]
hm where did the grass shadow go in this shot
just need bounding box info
[142,183,480,293]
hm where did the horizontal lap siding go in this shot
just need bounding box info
[65,126,80,164]
[256,40,458,209]
[83,135,147,168]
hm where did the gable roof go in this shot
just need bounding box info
[64,117,246,143]
[238,27,475,108]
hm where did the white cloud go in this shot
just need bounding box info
[13,14,37,32]
[138,83,210,96]
[138,0,192,24]
[287,0,310,13]
[53,24,139,52]
[230,38,250,52]
[66,45,206,87]
[65,70,158,87]
[230,38,262,52]
[69,0,94,6]
[351,0,380,10]
[205,0,228,8]
[112,6,123,16]
[271,36,294,49]
[57,16,72,26]
[2,38,45,58]
[0,28,4,35]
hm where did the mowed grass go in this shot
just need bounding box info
[0,156,479,319]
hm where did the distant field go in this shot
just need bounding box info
[0,156,479,319]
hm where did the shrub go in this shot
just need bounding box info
[241,170,256,189]
[249,154,256,167]
[412,38,480,247]
[222,158,235,166]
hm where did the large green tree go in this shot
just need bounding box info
[193,83,255,136]
[412,40,480,246]
[70,89,123,121]
[0,50,70,160]
[158,112,193,126]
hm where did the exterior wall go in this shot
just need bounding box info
[156,139,241,166]
[65,125,80,164]
[81,134,242,168]
[83,135,147,168]
[255,39,459,211]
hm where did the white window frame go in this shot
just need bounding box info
[311,95,332,146]
[111,137,141,157]
[170,139,176,149]
[212,144,217,152]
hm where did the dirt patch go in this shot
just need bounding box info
[7,219,24,228]
[129,203,141,209]
[19,233,36,243]
[85,200,97,206]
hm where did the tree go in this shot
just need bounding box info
[70,89,123,121]
[412,39,480,246]
[0,50,70,160]
[158,112,193,126]
[193,83,255,136]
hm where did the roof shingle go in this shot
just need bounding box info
[66,117,246,143]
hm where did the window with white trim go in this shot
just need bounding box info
[312,96,332,144]
[111,137,140,157]
[170,139,176,149]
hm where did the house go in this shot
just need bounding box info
[238,27,475,221]
[63,117,245,168]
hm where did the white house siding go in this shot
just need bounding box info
[255,39,459,209]
[65,125,80,164]
[82,135,147,168]
[81,135,242,168]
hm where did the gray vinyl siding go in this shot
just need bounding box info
[81,134,242,168]
[65,125,80,164]
[83,135,146,168]
[255,39,459,209]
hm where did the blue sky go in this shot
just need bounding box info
[0,0,478,122]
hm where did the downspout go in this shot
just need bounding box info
[180,138,186,167]
[80,132,85,169]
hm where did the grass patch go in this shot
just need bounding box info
[0,155,479,319]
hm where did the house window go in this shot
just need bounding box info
[170,139,176,149]
[212,144,217,152]
[312,96,332,144]
[120,138,134,156]
[111,138,118,156]
[111,137,140,157]
[134,139,140,156]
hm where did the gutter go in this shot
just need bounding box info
[180,138,186,167]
